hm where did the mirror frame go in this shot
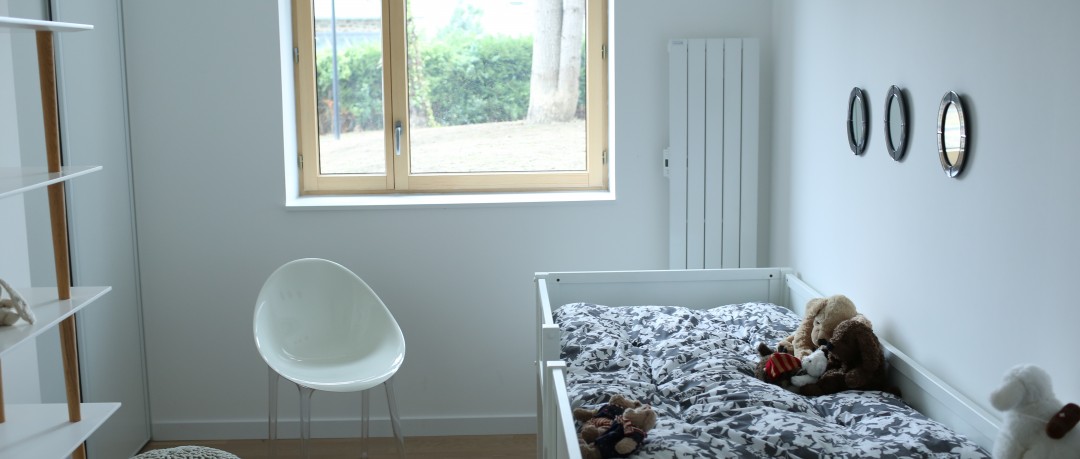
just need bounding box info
[847,87,869,155]
[937,91,968,177]
[884,85,908,161]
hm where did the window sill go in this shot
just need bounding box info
[285,189,615,210]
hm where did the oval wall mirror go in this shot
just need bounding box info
[847,87,869,155]
[937,91,968,177]
[884,85,908,161]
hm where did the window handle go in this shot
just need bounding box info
[394,121,403,156]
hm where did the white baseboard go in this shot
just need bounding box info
[151,415,537,441]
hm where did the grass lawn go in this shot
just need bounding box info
[318,119,586,174]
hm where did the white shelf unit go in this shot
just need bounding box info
[0,166,103,200]
[0,16,93,32]
[0,404,119,458]
[0,287,112,358]
[1,15,112,459]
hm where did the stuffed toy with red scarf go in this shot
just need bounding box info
[754,342,801,390]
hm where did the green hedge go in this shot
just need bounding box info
[316,45,385,133]
[423,35,533,126]
[315,36,584,134]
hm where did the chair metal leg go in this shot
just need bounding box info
[299,385,315,459]
[361,389,371,459]
[385,379,406,458]
[268,367,279,459]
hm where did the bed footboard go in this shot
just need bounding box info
[537,360,581,459]
[536,275,579,458]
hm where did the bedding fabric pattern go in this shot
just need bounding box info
[555,302,990,458]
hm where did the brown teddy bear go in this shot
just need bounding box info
[579,404,657,459]
[573,394,642,444]
[798,319,899,397]
[777,294,869,360]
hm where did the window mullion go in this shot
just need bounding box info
[587,0,608,188]
[386,0,410,190]
[373,0,393,190]
[294,0,318,192]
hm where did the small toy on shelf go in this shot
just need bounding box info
[0,277,35,326]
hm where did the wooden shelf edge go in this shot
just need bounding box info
[0,16,93,32]
[0,286,112,358]
[0,403,119,458]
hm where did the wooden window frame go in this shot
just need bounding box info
[292,0,608,195]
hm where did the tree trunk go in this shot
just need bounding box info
[527,0,584,124]
[554,0,584,117]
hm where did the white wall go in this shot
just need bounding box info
[771,0,1080,420]
[0,0,42,404]
[122,0,772,439]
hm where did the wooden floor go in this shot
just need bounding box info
[139,434,536,458]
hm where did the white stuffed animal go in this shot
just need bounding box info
[0,277,35,325]
[790,340,832,388]
[990,364,1080,459]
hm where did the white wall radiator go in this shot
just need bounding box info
[667,38,760,270]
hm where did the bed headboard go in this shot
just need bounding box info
[784,273,1000,450]
[540,268,792,311]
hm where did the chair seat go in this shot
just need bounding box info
[254,258,406,392]
[268,346,404,392]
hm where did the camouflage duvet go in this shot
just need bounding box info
[555,302,989,458]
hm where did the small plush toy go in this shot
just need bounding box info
[777,294,869,360]
[798,319,897,397]
[990,364,1080,459]
[580,404,657,459]
[754,342,800,390]
[790,339,832,388]
[0,277,35,326]
[574,394,642,444]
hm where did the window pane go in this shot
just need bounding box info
[314,0,386,175]
[405,0,587,174]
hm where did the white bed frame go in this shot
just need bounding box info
[535,268,1001,459]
